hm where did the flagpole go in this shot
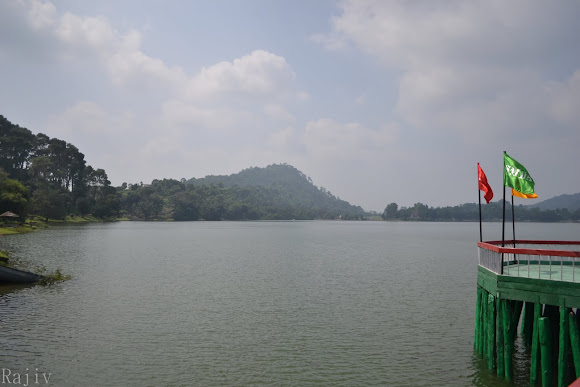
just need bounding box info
[502,152,506,248]
[512,194,516,246]
[478,163,482,242]
[512,193,517,264]
[501,152,506,275]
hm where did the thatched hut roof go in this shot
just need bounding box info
[0,211,19,218]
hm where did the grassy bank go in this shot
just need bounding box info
[0,247,71,285]
[65,214,107,223]
[0,225,36,235]
[0,214,121,236]
[27,214,108,223]
[0,217,79,285]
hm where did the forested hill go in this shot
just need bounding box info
[118,164,365,221]
[0,114,117,220]
[527,193,580,212]
[0,113,365,221]
[185,164,366,219]
[188,164,313,188]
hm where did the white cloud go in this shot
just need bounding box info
[161,100,254,131]
[263,104,295,123]
[45,101,137,172]
[546,70,580,128]
[316,1,580,143]
[268,126,300,150]
[302,118,397,162]
[12,0,186,91]
[27,0,56,29]
[140,134,183,159]
[36,4,299,102]
[12,2,298,101]
[55,12,116,48]
[187,50,296,101]
[309,32,346,51]
[107,46,187,91]
[53,11,187,91]
[328,1,580,70]
[47,101,135,136]
[296,91,310,102]
[5,0,303,139]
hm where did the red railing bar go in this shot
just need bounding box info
[483,240,580,246]
[478,241,580,258]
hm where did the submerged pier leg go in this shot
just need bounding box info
[497,298,505,377]
[474,287,482,354]
[503,300,522,382]
[478,288,485,355]
[487,293,496,370]
[513,301,524,329]
[539,316,553,387]
[481,289,488,361]
[531,302,542,385]
[570,309,580,379]
[522,301,535,346]
[558,306,570,387]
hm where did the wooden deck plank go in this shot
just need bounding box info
[478,265,580,308]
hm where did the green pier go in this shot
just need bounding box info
[475,240,580,386]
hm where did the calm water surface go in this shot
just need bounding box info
[0,221,578,386]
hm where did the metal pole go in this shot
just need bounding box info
[512,194,516,247]
[479,184,483,242]
[502,151,506,248]
[512,194,517,264]
[502,152,506,274]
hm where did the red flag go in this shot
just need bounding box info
[478,163,493,204]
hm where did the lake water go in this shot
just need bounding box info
[0,221,578,386]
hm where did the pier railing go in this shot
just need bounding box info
[477,240,580,282]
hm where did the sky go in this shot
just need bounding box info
[1,0,579,212]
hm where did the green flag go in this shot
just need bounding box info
[504,152,537,198]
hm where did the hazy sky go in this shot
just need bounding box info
[1,0,579,211]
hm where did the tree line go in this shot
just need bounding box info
[2,113,577,223]
[118,176,365,221]
[381,201,580,222]
[0,115,117,220]
[0,115,365,221]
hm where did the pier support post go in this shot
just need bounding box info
[474,287,482,354]
[497,298,505,377]
[482,289,488,360]
[478,288,485,355]
[558,306,571,387]
[539,316,553,387]
[531,302,542,385]
[503,300,522,381]
[570,309,580,379]
[487,293,496,370]
[522,301,535,346]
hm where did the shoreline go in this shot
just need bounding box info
[1,216,577,237]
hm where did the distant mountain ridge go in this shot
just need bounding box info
[526,192,580,212]
[188,163,315,188]
[186,164,365,219]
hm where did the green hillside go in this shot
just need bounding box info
[188,164,316,187]
[186,164,365,219]
[527,193,580,212]
[0,113,366,221]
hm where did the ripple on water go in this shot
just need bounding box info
[2,221,578,386]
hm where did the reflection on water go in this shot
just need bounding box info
[0,283,35,296]
[0,221,578,386]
